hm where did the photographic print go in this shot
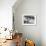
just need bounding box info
[22,15,36,25]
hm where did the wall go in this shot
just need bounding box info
[41,0,46,46]
[13,0,42,46]
[0,0,16,30]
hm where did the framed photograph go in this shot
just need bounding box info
[22,15,36,25]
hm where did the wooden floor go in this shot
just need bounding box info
[0,39,16,46]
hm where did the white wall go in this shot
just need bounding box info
[13,0,46,46]
[41,0,46,46]
[0,0,16,30]
[13,0,41,46]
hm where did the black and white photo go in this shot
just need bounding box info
[22,15,36,25]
